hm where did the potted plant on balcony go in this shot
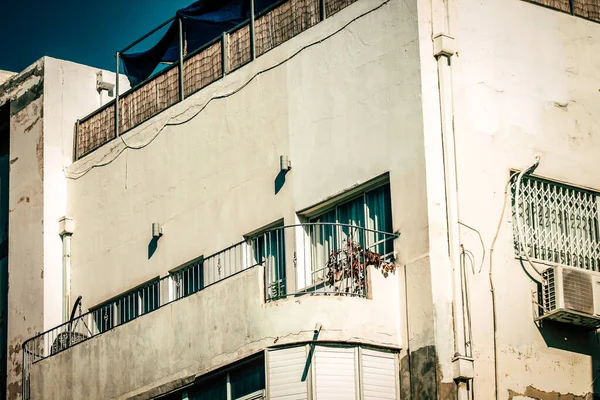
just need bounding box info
[325,238,395,296]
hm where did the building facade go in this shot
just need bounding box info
[1,0,599,399]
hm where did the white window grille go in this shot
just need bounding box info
[512,175,600,271]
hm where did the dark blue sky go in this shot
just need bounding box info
[0,0,193,73]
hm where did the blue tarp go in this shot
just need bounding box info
[121,0,277,86]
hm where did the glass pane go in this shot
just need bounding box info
[230,358,265,399]
[264,229,286,298]
[366,185,392,255]
[141,281,160,314]
[189,374,227,400]
[175,261,203,299]
[337,196,365,246]
[310,209,336,285]
[119,292,139,324]
[93,305,114,333]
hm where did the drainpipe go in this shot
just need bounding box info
[433,33,474,399]
[58,217,74,322]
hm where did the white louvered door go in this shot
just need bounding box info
[314,346,357,400]
[268,346,309,400]
[361,349,397,399]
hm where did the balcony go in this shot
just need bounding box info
[22,223,397,399]
[73,0,361,160]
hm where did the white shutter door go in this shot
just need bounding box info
[362,349,397,400]
[268,346,309,400]
[315,346,357,400]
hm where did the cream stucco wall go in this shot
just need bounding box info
[23,0,600,398]
[38,0,426,397]
[30,265,401,399]
[0,57,129,400]
[446,0,600,397]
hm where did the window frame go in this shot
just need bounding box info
[245,220,286,301]
[297,178,393,292]
[169,255,205,301]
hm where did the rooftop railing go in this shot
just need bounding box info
[21,221,397,399]
[74,0,359,161]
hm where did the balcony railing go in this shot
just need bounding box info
[21,222,397,399]
[256,223,397,301]
[74,0,359,161]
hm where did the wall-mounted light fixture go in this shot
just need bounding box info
[152,223,163,238]
[96,71,115,97]
[280,155,291,172]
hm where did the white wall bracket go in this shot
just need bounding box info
[58,216,74,237]
[452,355,475,381]
[433,33,456,58]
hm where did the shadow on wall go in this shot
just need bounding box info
[538,320,600,395]
[148,237,159,259]
[274,170,289,195]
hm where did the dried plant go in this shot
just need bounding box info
[325,239,395,295]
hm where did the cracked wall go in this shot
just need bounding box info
[448,0,600,397]
[1,59,45,400]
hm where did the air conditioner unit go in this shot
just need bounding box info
[539,265,600,328]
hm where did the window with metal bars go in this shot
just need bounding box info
[171,257,204,300]
[306,183,393,287]
[250,222,286,300]
[91,279,161,333]
[511,174,600,271]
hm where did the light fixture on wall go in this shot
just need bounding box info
[96,71,115,97]
[280,155,291,172]
[152,222,163,238]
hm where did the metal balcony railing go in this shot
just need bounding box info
[74,0,359,161]
[254,223,398,300]
[21,221,397,399]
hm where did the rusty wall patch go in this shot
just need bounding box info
[36,132,44,181]
[0,61,43,107]
[508,386,595,400]
[411,345,437,398]
[10,80,43,117]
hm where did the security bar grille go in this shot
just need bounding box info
[512,175,600,271]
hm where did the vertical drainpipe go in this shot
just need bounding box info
[433,27,474,400]
[58,217,74,322]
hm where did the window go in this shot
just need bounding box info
[250,223,286,300]
[92,279,161,333]
[159,354,265,400]
[524,0,600,24]
[512,174,600,271]
[171,258,204,300]
[304,183,393,288]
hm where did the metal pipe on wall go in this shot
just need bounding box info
[178,16,185,101]
[250,0,256,60]
[115,52,120,138]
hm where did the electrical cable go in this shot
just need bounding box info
[488,158,541,400]
[514,156,543,279]
[65,0,392,180]
[458,221,485,274]
[489,171,517,400]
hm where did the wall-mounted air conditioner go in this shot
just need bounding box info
[539,265,600,328]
